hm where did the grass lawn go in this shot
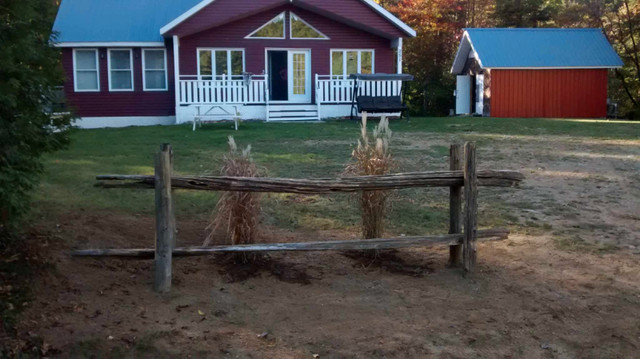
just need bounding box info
[35,117,640,237]
[14,116,640,357]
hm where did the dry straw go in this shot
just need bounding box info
[205,136,261,261]
[345,113,393,239]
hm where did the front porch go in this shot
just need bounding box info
[176,74,404,123]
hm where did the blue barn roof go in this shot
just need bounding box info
[52,0,201,44]
[451,28,623,74]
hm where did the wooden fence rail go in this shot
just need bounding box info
[75,142,524,293]
[95,170,524,193]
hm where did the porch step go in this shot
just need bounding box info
[268,104,319,121]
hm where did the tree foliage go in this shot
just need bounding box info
[0,0,73,241]
[384,0,640,118]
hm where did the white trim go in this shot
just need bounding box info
[72,48,100,92]
[330,49,375,78]
[289,12,329,40]
[245,12,286,40]
[57,42,165,48]
[173,36,180,122]
[196,48,246,79]
[360,0,416,37]
[160,0,415,38]
[74,116,176,129]
[160,0,216,35]
[396,37,403,74]
[142,49,169,91]
[107,48,135,92]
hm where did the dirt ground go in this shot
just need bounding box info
[8,132,640,358]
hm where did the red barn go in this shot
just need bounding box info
[451,28,623,118]
[52,0,415,128]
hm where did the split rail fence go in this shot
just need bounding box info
[72,142,525,293]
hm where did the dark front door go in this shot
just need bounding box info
[268,50,288,101]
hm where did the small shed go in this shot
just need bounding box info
[451,28,623,118]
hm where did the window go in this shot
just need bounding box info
[246,12,285,39]
[73,49,99,92]
[198,49,244,80]
[142,49,167,91]
[290,13,328,39]
[331,50,374,79]
[108,49,133,91]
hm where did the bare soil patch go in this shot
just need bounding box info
[6,130,640,357]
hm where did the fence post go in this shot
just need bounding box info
[448,144,463,267]
[154,143,175,293]
[463,142,478,274]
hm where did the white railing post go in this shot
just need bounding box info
[315,73,322,119]
[265,73,270,121]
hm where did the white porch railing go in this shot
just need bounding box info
[315,75,403,104]
[178,74,268,105]
[178,74,402,106]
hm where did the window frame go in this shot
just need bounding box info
[196,48,246,80]
[107,48,134,92]
[330,49,376,79]
[72,48,100,92]
[289,12,329,40]
[142,48,168,91]
[245,12,286,40]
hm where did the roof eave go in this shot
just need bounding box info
[160,0,416,38]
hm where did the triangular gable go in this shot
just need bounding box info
[161,0,415,39]
[246,12,286,39]
[290,12,329,39]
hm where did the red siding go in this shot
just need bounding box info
[179,5,395,76]
[62,45,176,118]
[491,69,608,118]
[169,0,406,39]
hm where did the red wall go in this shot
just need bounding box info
[491,69,608,118]
[169,0,406,39]
[62,45,176,118]
[179,5,396,76]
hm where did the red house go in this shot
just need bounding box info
[451,28,623,118]
[52,0,415,128]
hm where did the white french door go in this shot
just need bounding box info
[287,50,311,103]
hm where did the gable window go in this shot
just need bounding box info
[108,49,134,91]
[198,49,245,80]
[290,13,328,40]
[331,50,374,79]
[73,49,100,92]
[246,12,285,39]
[142,49,167,91]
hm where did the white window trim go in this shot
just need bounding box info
[72,48,100,92]
[330,49,376,79]
[245,12,286,40]
[289,12,329,40]
[107,48,134,92]
[142,49,168,91]
[196,48,246,80]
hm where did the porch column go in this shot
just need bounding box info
[173,35,180,122]
[396,38,403,74]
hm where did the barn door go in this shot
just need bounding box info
[456,75,471,115]
[475,74,484,115]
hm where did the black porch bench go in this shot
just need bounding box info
[349,73,414,120]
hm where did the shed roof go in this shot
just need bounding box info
[451,28,623,74]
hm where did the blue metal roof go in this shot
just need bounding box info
[464,28,623,69]
[52,0,202,43]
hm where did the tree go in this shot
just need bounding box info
[390,0,466,115]
[601,0,640,118]
[494,0,555,27]
[0,0,73,242]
